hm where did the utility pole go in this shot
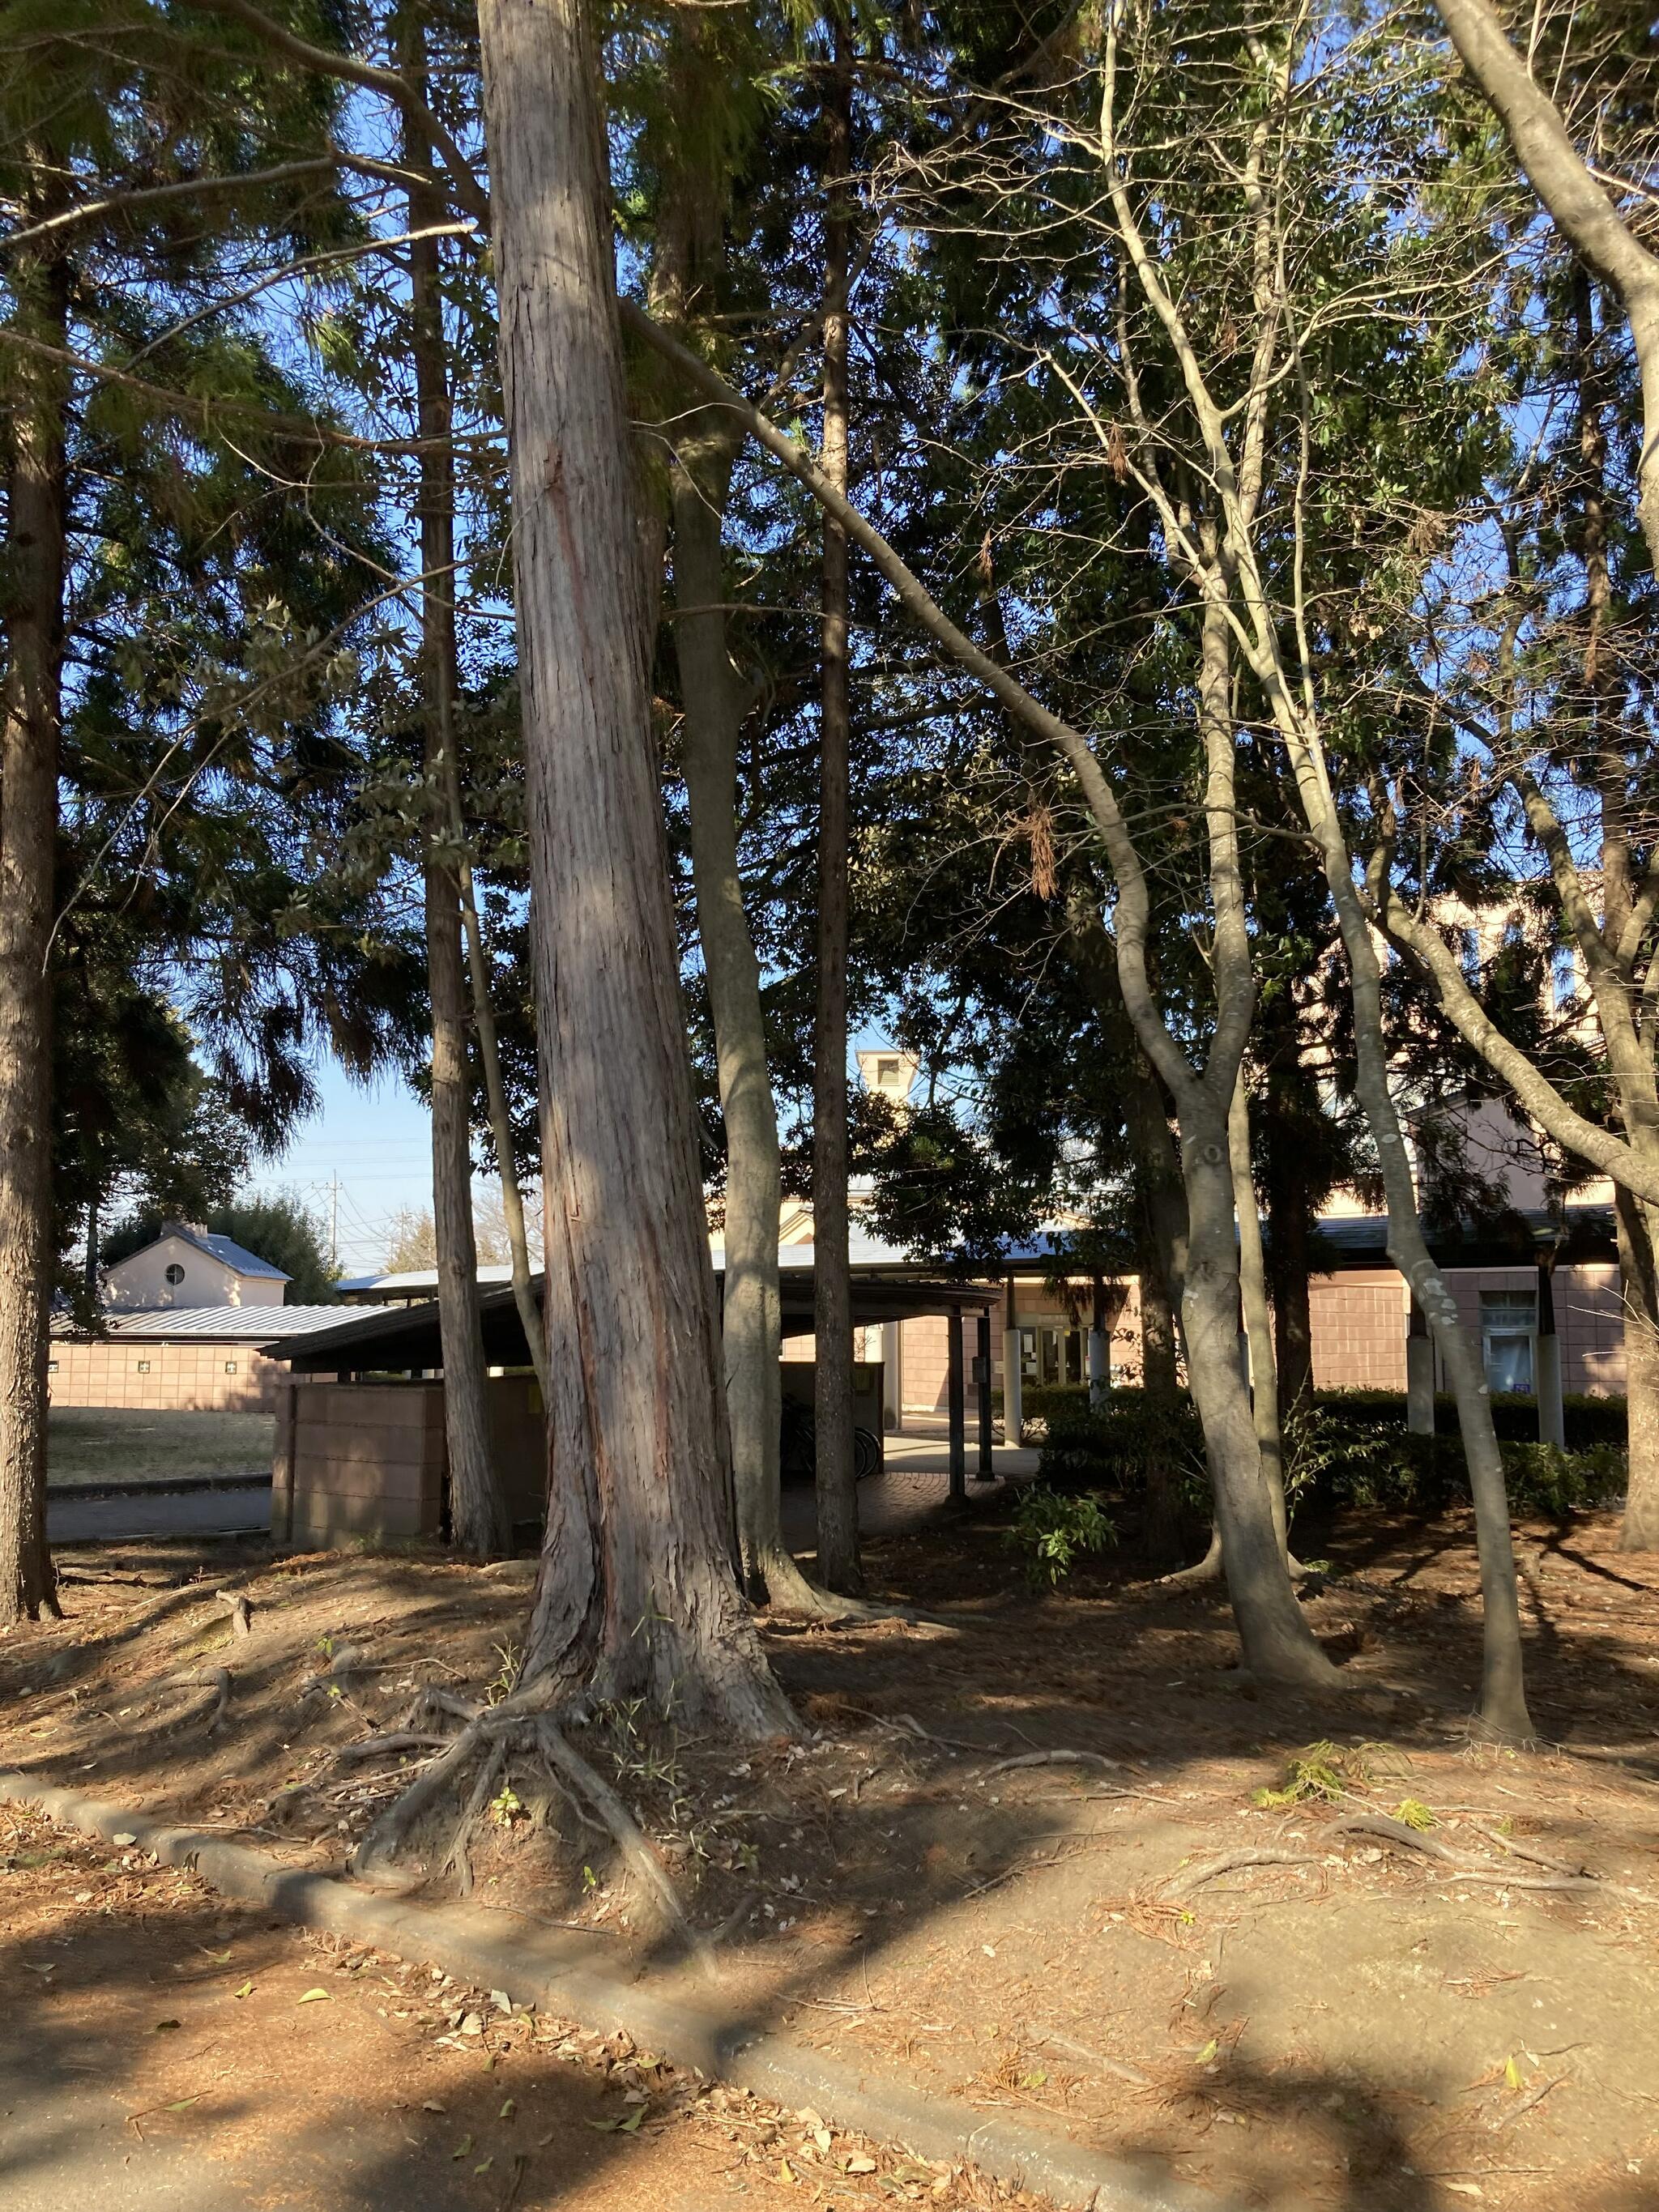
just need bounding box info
[329,1174,339,1276]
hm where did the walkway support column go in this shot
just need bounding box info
[1087,1275,1110,1407]
[1001,1273,1022,1444]
[1537,1258,1565,1447]
[881,1319,902,1434]
[975,1311,995,1481]
[1406,1292,1435,1435]
[947,1308,966,1500]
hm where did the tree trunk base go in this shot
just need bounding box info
[748,1545,879,1620]
[1162,1528,1223,1584]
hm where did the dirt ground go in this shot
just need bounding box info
[4,1498,1659,2212]
[0,1801,998,2211]
[46,1407,275,1486]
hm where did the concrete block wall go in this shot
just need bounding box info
[275,1381,446,1549]
[273,1373,551,1549]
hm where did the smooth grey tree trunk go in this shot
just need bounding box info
[618,301,1332,1684]
[812,19,861,1596]
[671,419,823,1610]
[1229,1075,1290,1555]
[475,0,791,1732]
[0,228,66,1631]
[1283,744,1534,1739]
[403,22,504,1558]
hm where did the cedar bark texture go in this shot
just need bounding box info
[475,0,791,1731]
[812,18,860,1596]
[0,237,67,1630]
[403,19,502,1557]
[672,421,820,1609]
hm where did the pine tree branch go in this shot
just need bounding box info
[184,0,492,228]
[1,155,423,253]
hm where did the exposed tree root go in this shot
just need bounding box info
[1163,1848,1319,1899]
[445,1742,507,1898]
[1333,1813,1612,1892]
[153,1665,230,1733]
[979,1749,1122,1782]
[334,1730,456,1763]
[1465,1822,1590,1877]
[339,1689,718,1976]
[1036,2031,1153,2087]
[215,1591,252,1638]
[534,1718,719,1980]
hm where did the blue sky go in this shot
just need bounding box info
[245,1026,899,1276]
[241,1055,436,1272]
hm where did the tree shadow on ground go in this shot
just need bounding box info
[4,1494,1659,2209]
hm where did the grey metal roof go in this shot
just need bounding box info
[267,1271,997,1371]
[53,1305,393,1343]
[169,1227,291,1281]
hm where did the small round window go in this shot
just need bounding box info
[164,1263,186,1286]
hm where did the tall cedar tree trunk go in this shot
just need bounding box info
[475,0,791,1730]
[1266,1157,1315,1419]
[403,19,503,1556]
[812,15,860,1596]
[672,420,821,1608]
[0,236,67,1630]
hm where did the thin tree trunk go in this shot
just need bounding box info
[475,0,791,1732]
[619,297,1333,1682]
[1126,1052,1190,1564]
[449,830,547,1404]
[1284,745,1534,1739]
[403,16,502,1558]
[1573,270,1659,1554]
[1432,0,1659,578]
[1178,1100,1320,1674]
[1155,586,1326,1677]
[1229,1072,1290,1555]
[812,12,860,1597]
[1615,1189,1659,1549]
[1267,1153,1315,1420]
[672,417,823,1610]
[0,232,67,1631]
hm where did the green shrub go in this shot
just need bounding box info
[1310,1387,1626,1449]
[1004,1485,1116,1588]
[1020,1383,1092,1438]
[1034,1388,1206,1498]
[1034,1384,1625,1526]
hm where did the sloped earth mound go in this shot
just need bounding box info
[3,1503,1659,2212]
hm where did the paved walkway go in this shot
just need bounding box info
[46,1480,272,1546]
[780,1422,1038,1545]
[43,1426,1039,1552]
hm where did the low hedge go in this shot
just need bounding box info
[1035,1384,1627,1520]
[1310,1387,1627,1449]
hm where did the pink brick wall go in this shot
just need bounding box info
[47,1339,290,1412]
[1308,1272,1408,1391]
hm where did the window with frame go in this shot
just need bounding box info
[1480,1289,1537,1394]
